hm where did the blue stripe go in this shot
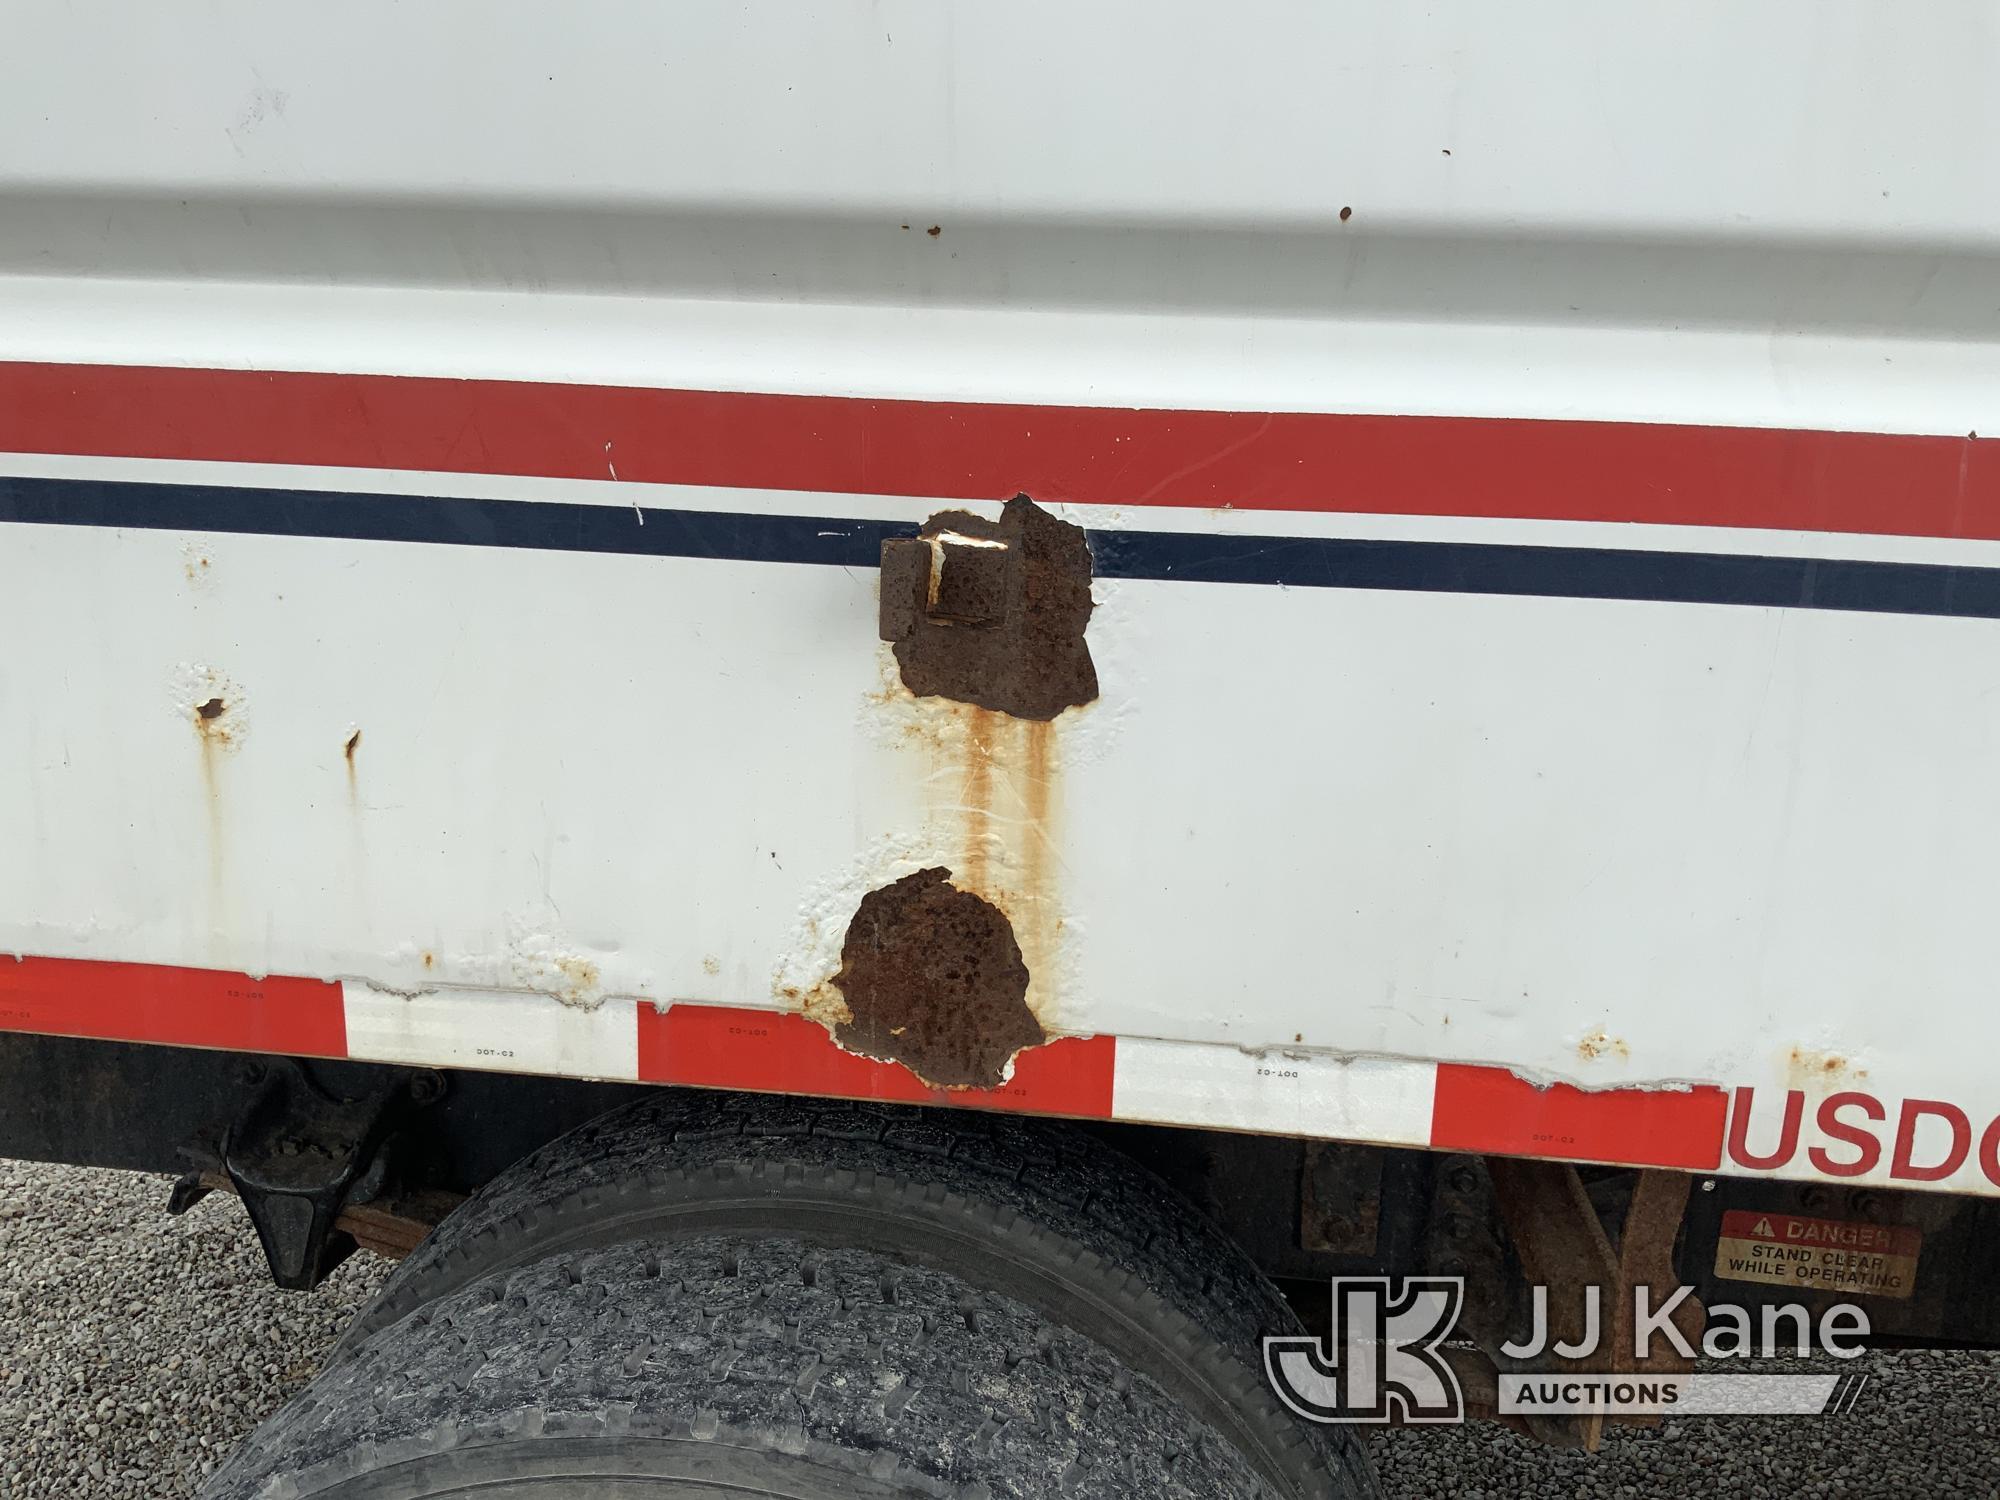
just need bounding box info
[0,474,899,568]
[1087,530,2000,619]
[4,473,1998,622]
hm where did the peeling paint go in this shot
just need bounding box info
[503,912,608,1010]
[1576,1028,1630,1062]
[322,927,661,1017]
[770,830,958,1019]
[180,542,214,588]
[1451,1056,1717,1096]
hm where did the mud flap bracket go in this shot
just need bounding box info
[211,1058,442,1290]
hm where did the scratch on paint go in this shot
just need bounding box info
[606,440,642,525]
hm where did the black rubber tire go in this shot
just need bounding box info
[204,1235,1281,1499]
[338,1093,1374,1500]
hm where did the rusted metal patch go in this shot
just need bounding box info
[780,503,1092,1070]
[829,865,1043,1089]
[879,494,1097,722]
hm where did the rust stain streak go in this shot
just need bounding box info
[1786,1045,1868,1089]
[199,718,223,910]
[974,714,1064,1017]
[920,701,1071,1026]
[899,572,1084,1030]
[180,669,248,948]
[190,695,234,934]
[1016,717,1061,1009]
[960,706,996,895]
[805,496,1096,1084]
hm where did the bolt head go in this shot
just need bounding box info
[407,1071,446,1106]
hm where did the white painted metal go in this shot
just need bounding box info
[4,2,2000,1190]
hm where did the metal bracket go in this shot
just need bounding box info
[1426,1155,1700,1449]
[875,497,1098,721]
[879,530,1016,641]
[1302,1141,1384,1255]
[1488,1160,1701,1450]
[217,1058,442,1290]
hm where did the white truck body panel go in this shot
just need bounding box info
[4,2,1999,1194]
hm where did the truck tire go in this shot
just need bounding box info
[205,1235,1280,1498]
[341,1093,1375,1500]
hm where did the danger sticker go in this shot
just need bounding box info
[1714,1210,1920,1301]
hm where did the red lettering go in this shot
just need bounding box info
[1808,1091,1885,1177]
[1981,1115,2000,1189]
[1726,1087,1802,1170]
[1891,1098,1971,1182]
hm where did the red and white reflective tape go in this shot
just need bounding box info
[0,954,1728,1173]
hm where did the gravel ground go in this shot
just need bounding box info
[0,1159,1994,1498]
[1371,1348,2000,1498]
[0,1162,383,1498]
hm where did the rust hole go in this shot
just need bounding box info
[882,495,1097,721]
[926,224,942,237]
[196,697,227,721]
[830,867,1042,1090]
[344,728,362,761]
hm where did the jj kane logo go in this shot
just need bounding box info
[1263,1277,1466,1424]
[1266,1276,1871,1423]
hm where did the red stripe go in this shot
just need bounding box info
[1,361,1996,540]
[1430,1063,1728,1171]
[0,956,346,1057]
[636,1002,1115,1119]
